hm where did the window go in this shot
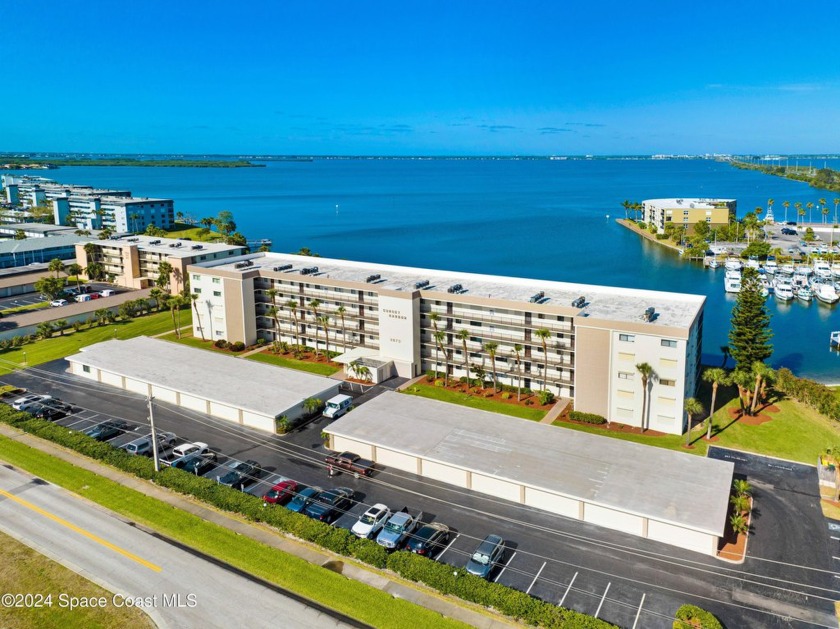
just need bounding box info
[192,274,200,281]
[194,288,201,294]
[213,291,221,297]
[660,379,676,387]
[82,365,91,373]
[619,334,635,342]
[618,371,634,380]
[618,352,634,362]
[212,277,220,284]
[661,339,678,348]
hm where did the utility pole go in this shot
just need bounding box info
[148,395,160,473]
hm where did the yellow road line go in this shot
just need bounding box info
[0,487,162,572]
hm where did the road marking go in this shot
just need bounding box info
[832,536,840,541]
[437,533,458,560]
[526,561,546,594]
[0,487,162,572]
[631,593,646,629]
[493,551,516,583]
[594,582,610,618]
[558,571,578,607]
[832,556,840,561]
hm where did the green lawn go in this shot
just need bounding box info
[554,397,838,465]
[0,311,175,375]
[164,224,226,242]
[157,331,248,355]
[246,351,341,376]
[0,436,469,629]
[0,301,49,315]
[402,383,548,421]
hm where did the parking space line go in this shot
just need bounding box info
[558,571,577,607]
[436,533,458,560]
[493,551,516,583]
[832,556,840,561]
[631,593,645,629]
[594,582,610,618]
[526,561,546,595]
[831,536,840,540]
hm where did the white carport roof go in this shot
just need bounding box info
[332,347,380,365]
[326,391,734,536]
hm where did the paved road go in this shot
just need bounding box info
[0,464,361,629]
[4,362,839,628]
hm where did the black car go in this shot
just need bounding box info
[32,405,67,421]
[217,459,261,489]
[84,420,127,441]
[173,451,218,475]
[405,522,451,557]
[303,487,354,523]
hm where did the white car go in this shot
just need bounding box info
[351,503,391,539]
[12,394,52,411]
[50,299,68,307]
[171,441,209,458]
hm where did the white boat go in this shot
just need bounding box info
[707,258,720,269]
[725,257,742,271]
[746,256,760,270]
[774,281,794,301]
[725,269,741,281]
[815,283,840,304]
[759,276,770,297]
[779,263,795,275]
[797,286,813,301]
[724,276,742,293]
[795,265,814,279]
[764,256,778,274]
[814,260,832,279]
[831,263,840,280]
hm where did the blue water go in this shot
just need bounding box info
[7,159,840,382]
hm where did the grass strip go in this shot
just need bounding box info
[402,383,547,422]
[0,529,154,629]
[0,435,468,629]
[0,301,50,316]
[247,351,341,375]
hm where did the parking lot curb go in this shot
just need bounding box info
[0,423,520,629]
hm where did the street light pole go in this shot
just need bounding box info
[148,395,160,473]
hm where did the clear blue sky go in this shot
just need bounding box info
[3,1,840,156]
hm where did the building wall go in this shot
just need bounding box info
[572,326,610,418]
[644,199,736,235]
[378,293,419,377]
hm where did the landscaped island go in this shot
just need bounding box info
[729,158,840,193]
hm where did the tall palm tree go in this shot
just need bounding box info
[157,261,173,293]
[266,287,279,309]
[318,314,331,357]
[702,367,729,439]
[684,397,704,447]
[308,299,321,351]
[766,198,774,220]
[534,328,551,391]
[48,258,64,279]
[823,205,830,224]
[336,305,348,352]
[750,362,774,415]
[834,198,840,224]
[433,330,448,385]
[484,342,499,392]
[512,343,524,401]
[807,201,815,224]
[191,293,205,341]
[819,198,827,224]
[456,329,470,379]
[66,263,83,292]
[266,305,279,340]
[636,362,654,431]
[285,299,300,348]
[429,311,441,334]
[783,200,790,223]
[795,202,804,227]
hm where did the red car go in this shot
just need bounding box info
[89,292,100,299]
[263,480,298,505]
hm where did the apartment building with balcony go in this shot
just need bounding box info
[643,198,736,235]
[188,253,705,436]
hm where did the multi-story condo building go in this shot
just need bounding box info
[76,235,247,293]
[189,253,705,436]
[54,194,174,231]
[643,198,736,234]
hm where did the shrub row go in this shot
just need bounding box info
[0,405,615,628]
[569,411,607,425]
[673,604,723,628]
[774,367,840,421]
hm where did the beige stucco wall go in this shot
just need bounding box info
[572,325,610,418]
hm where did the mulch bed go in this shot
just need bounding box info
[727,404,780,426]
[557,417,668,436]
[266,349,341,368]
[418,380,552,410]
[718,498,752,562]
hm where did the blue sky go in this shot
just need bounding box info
[3,1,840,155]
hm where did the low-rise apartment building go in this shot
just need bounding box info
[76,235,247,293]
[188,253,705,435]
[643,198,736,234]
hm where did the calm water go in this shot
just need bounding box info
[7,159,840,382]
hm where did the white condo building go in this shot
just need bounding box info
[188,253,705,436]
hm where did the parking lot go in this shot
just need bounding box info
[3,360,839,628]
[0,282,122,313]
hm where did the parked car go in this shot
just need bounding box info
[465,534,505,579]
[376,507,423,550]
[216,460,261,489]
[100,289,115,297]
[262,480,298,505]
[122,431,177,456]
[84,420,127,442]
[50,299,68,307]
[12,394,51,411]
[406,522,451,557]
[304,487,354,523]
[172,441,209,458]
[351,503,391,539]
[324,451,375,478]
[174,451,218,475]
[31,405,67,422]
[286,486,322,513]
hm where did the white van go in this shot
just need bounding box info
[75,294,91,303]
[323,394,353,419]
[99,289,115,297]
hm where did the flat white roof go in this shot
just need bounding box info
[195,253,705,328]
[90,234,244,258]
[66,336,337,418]
[644,198,735,209]
[327,392,733,536]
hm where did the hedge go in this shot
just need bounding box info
[569,411,607,425]
[673,604,723,628]
[774,367,840,421]
[0,405,615,628]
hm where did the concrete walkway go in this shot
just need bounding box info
[540,397,571,424]
[0,423,516,629]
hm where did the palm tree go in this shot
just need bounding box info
[166,294,184,338]
[266,287,279,309]
[730,513,749,535]
[432,330,448,384]
[266,305,279,340]
[636,362,654,431]
[683,397,704,447]
[285,299,300,349]
[834,198,840,224]
[807,201,814,224]
[534,328,551,391]
[720,345,730,369]
[36,322,54,339]
[820,198,827,224]
[823,205,830,224]
[66,263,83,292]
[484,342,499,392]
[157,261,173,293]
[731,369,754,412]
[795,202,804,227]
[750,361,774,415]
[191,293,205,341]
[733,479,752,497]
[730,494,750,515]
[429,311,441,335]
[783,200,790,223]
[766,198,774,220]
[456,329,470,379]
[308,299,321,352]
[702,368,729,439]
[471,364,486,391]
[336,305,348,352]
[48,258,64,278]
[318,314,331,357]
[512,343,524,401]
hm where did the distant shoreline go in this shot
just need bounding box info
[1,158,263,169]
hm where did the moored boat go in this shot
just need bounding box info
[774,280,794,301]
[815,283,840,305]
[724,275,741,293]
[797,286,813,301]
